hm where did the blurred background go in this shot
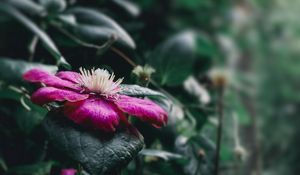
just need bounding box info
[0,0,299,175]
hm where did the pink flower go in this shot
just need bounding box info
[23,68,168,132]
[60,168,77,175]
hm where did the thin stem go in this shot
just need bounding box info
[28,35,39,61]
[50,21,116,50]
[111,47,137,67]
[215,86,224,175]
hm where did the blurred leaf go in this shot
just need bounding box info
[119,84,166,98]
[63,7,136,49]
[43,112,144,175]
[175,135,215,175]
[14,101,47,135]
[0,3,70,68]
[148,31,197,86]
[229,93,250,125]
[0,86,22,100]
[140,149,183,161]
[0,95,47,134]
[0,157,7,172]
[112,0,140,17]
[196,33,216,57]
[38,0,66,13]
[0,58,57,84]
[5,0,46,16]
[8,161,54,175]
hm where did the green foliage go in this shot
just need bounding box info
[7,161,54,175]
[0,58,57,84]
[0,0,272,174]
[43,112,144,175]
[148,31,197,86]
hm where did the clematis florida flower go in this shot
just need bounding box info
[23,68,167,132]
[60,168,77,175]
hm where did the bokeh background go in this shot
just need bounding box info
[0,0,299,175]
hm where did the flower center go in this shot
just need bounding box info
[78,68,123,95]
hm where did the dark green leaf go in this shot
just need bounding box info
[0,57,57,84]
[0,3,70,68]
[63,7,136,49]
[43,112,144,175]
[8,161,54,175]
[0,86,22,100]
[14,101,47,135]
[196,33,216,57]
[119,84,166,98]
[148,31,197,86]
[5,0,46,16]
[2,98,47,135]
[0,157,7,172]
[175,135,215,175]
[140,149,183,161]
[38,0,66,13]
[112,0,140,17]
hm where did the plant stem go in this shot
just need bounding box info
[215,86,224,175]
[111,47,137,67]
[28,35,39,61]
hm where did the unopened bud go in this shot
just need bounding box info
[198,149,206,159]
[234,145,248,161]
[132,65,155,85]
[209,68,231,88]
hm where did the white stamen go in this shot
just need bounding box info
[78,67,123,95]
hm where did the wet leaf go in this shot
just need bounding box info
[43,112,144,175]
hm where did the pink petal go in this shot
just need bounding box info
[61,169,77,175]
[64,98,121,132]
[23,69,80,91]
[31,87,89,105]
[114,95,168,128]
[56,71,81,84]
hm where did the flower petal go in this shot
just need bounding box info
[61,169,77,175]
[31,87,89,105]
[23,69,80,91]
[64,98,121,132]
[114,95,168,128]
[56,71,81,84]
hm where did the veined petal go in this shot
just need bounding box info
[31,87,89,105]
[56,71,81,84]
[23,69,80,91]
[114,95,168,128]
[64,98,120,132]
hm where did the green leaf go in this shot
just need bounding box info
[38,0,66,13]
[148,31,197,86]
[119,84,166,98]
[5,0,46,16]
[196,33,216,57]
[175,135,215,175]
[0,58,57,84]
[63,7,136,49]
[43,112,144,175]
[0,3,70,69]
[112,0,140,17]
[0,96,47,134]
[0,86,22,100]
[14,101,47,135]
[8,161,54,175]
[0,157,7,172]
[140,149,183,161]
